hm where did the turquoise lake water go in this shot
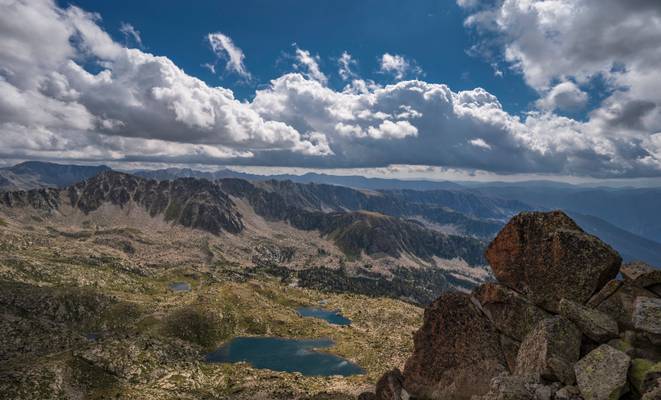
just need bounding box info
[297,307,351,326]
[205,337,364,376]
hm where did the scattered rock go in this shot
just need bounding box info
[558,298,619,342]
[474,283,551,342]
[574,344,630,400]
[587,280,622,308]
[485,211,621,313]
[621,262,661,290]
[630,358,661,395]
[403,292,507,400]
[633,297,661,339]
[515,316,582,385]
[594,283,657,331]
[375,369,408,400]
[554,386,582,400]
[472,373,540,400]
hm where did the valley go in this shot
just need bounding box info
[0,211,422,399]
[1,165,660,399]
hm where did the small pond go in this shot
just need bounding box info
[169,282,191,292]
[205,337,364,376]
[297,307,351,326]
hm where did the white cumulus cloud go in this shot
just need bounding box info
[0,0,659,178]
[379,53,422,80]
[293,46,328,85]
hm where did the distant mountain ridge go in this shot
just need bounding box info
[2,162,661,266]
[0,161,111,190]
[132,167,464,191]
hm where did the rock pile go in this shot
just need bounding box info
[364,211,661,400]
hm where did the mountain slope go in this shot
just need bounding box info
[475,185,661,243]
[568,211,661,266]
[1,171,487,267]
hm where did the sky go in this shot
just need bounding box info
[1,0,661,183]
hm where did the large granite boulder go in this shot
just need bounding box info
[403,292,508,400]
[485,211,621,312]
[474,283,551,342]
[515,316,582,385]
[375,369,408,400]
[574,344,630,400]
[558,298,619,343]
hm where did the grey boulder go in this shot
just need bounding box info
[574,344,630,400]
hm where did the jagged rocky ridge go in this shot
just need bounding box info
[0,171,486,264]
[365,211,661,400]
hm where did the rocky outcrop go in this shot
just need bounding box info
[371,211,661,400]
[574,345,630,400]
[485,211,621,312]
[402,292,507,399]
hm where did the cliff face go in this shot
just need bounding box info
[0,188,61,211]
[368,211,661,400]
[67,171,244,234]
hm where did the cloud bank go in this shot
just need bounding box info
[0,0,660,178]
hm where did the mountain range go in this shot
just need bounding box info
[2,161,661,267]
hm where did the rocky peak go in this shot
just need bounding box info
[68,171,244,234]
[369,211,661,400]
[485,210,621,312]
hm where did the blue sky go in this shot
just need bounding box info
[2,0,661,182]
[64,0,537,112]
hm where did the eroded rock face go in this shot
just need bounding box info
[558,298,619,343]
[474,283,551,342]
[403,292,507,400]
[574,345,630,400]
[485,211,621,312]
[515,316,582,385]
